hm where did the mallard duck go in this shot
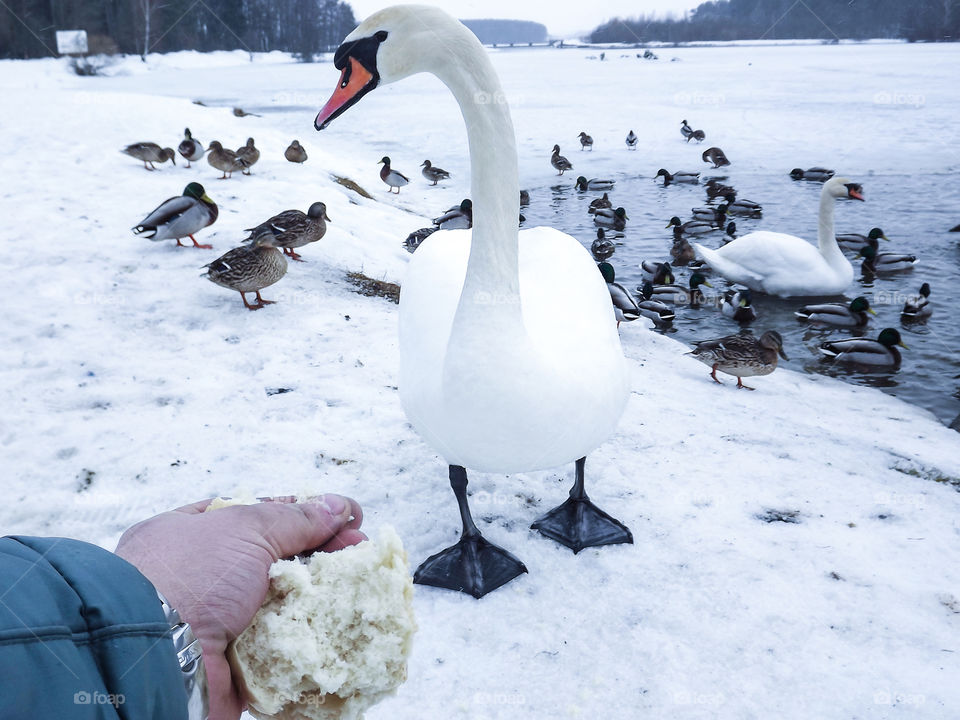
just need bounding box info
[691,203,728,226]
[635,283,677,324]
[680,120,694,140]
[244,201,329,262]
[588,192,612,214]
[901,283,932,320]
[720,288,757,323]
[721,193,762,217]
[643,272,712,306]
[836,227,886,252]
[721,221,738,243]
[551,144,573,175]
[132,182,217,248]
[591,228,616,261]
[203,228,288,310]
[688,330,788,389]
[640,261,674,285]
[207,141,248,179]
[667,216,714,236]
[235,137,260,175]
[403,226,437,253]
[421,159,451,185]
[598,263,639,326]
[819,328,908,366]
[689,129,705,142]
[656,168,699,185]
[706,180,735,201]
[519,189,530,206]
[232,107,261,117]
[576,176,615,191]
[671,237,695,265]
[790,167,835,182]
[578,131,593,150]
[284,140,308,163]
[378,156,410,193]
[177,129,204,167]
[702,147,730,168]
[795,296,875,327]
[858,240,917,274]
[625,130,638,149]
[122,142,176,170]
[593,206,628,230]
[433,199,472,230]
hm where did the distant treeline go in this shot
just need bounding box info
[0,0,357,60]
[461,19,547,45]
[590,0,960,43]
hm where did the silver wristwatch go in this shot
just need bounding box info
[158,591,210,720]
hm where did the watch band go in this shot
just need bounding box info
[158,591,210,720]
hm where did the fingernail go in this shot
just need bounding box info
[318,494,347,516]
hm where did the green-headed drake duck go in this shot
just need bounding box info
[404,226,437,254]
[640,260,674,285]
[680,120,694,140]
[578,131,593,150]
[691,203,728,226]
[643,271,712,306]
[576,176,615,191]
[790,167,835,182]
[598,262,639,326]
[721,221,738,243]
[378,156,410,193]
[591,228,616,262]
[244,201,330,262]
[235,137,260,175]
[551,144,573,174]
[667,215,714,236]
[689,330,787,389]
[720,288,757,323]
[636,282,677,324]
[132,181,217,248]
[656,168,699,186]
[177,129,204,167]
[284,140,308,163]
[901,283,932,320]
[594,206,628,230]
[207,141,248,179]
[433,199,472,230]
[858,240,917,274]
[721,193,762,217]
[702,147,730,168]
[203,228,287,310]
[819,328,908,367]
[836,226,886,252]
[588,192,612,214]
[421,159,451,185]
[795,296,875,327]
[122,142,175,170]
[625,130,638,149]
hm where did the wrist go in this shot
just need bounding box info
[158,590,210,720]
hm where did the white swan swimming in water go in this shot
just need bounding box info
[314,5,632,597]
[694,176,862,297]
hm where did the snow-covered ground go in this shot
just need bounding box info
[2,39,959,719]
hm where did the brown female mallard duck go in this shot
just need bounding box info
[284,140,308,163]
[591,228,616,261]
[203,228,287,310]
[702,147,730,168]
[132,182,217,248]
[244,202,330,262]
[421,159,451,185]
[235,137,260,175]
[177,128,204,167]
[578,131,593,150]
[551,144,572,175]
[122,142,176,170]
[688,330,788,389]
[588,192,612,214]
[207,141,248,179]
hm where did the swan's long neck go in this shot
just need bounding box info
[816,187,845,266]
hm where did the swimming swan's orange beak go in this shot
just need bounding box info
[315,57,376,130]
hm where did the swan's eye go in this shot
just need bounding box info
[375,30,388,42]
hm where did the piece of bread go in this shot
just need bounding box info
[213,500,416,720]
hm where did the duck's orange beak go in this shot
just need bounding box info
[315,57,376,130]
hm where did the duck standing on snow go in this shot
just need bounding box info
[314,5,632,596]
[656,168,699,185]
[578,131,594,150]
[421,159,451,185]
[244,201,329,262]
[901,283,932,320]
[588,192,612,214]
[689,129,705,142]
[625,130,638,149]
[122,142,176,170]
[688,330,788,389]
[790,167,835,182]
[591,228,616,261]
[594,206,628,230]
[177,128,204,167]
[235,137,260,175]
[378,156,410,193]
[858,240,917,274]
[795,296,875,327]
[598,262,640,326]
[819,328,908,367]
[836,227,885,252]
[680,119,694,140]
[203,228,287,310]
[207,141,248,179]
[702,147,730,168]
[694,176,861,297]
[720,288,757,323]
[551,144,573,175]
[284,140,308,163]
[132,181,217,249]
[576,176,615,191]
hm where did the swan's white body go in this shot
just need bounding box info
[694,176,856,297]
[343,6,628,472]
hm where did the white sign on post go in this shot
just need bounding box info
[56,30,88,55]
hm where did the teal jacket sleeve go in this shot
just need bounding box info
[0,536,188,720]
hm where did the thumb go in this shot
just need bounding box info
[239,496,356,560]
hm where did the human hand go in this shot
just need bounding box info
[115,495,366,720]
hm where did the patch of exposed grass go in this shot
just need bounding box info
[892,463,960,490]
[333,175,374,199]
[347,271,400,304]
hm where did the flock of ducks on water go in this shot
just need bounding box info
[125,131,329,310]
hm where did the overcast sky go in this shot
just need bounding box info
[348,1,704,38]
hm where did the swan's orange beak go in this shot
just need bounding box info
[315,56,376,130]
[848,186,864,201]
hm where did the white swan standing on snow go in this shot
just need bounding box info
[694,176,863,297]
[314,5,632,598]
